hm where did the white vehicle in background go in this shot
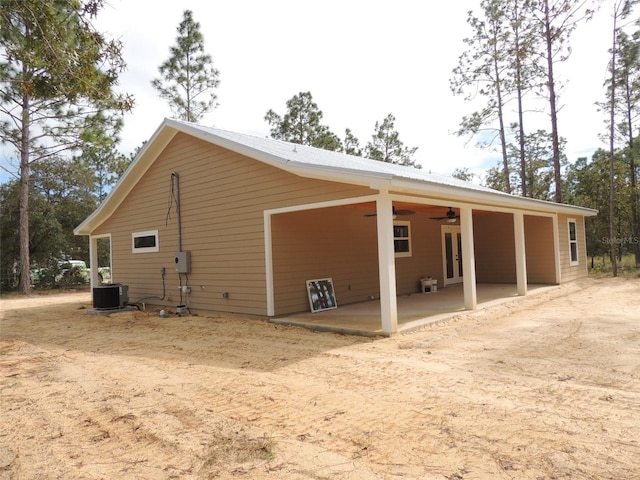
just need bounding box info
[30,258,91,288]
[56,260,90,284]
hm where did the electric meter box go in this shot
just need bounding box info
[174,251,191,273]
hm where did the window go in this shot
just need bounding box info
[393,221,411,257]
[132,230,159,253]
[568,219,578,265]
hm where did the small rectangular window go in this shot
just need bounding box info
[132,230,159,253]
[394,221,411,257]
[568,219,578,265]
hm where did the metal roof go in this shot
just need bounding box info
[179,119,501,195]
[74,118,597,236]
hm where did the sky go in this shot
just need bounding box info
[0,0,617,183]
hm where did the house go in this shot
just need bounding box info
[75,118,597,335]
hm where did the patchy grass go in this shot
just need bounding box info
[206,431,276,464]
[589,254,640,278]
[198,429,276,477]
[0,286,91,299]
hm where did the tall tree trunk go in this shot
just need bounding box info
[18,87,32,294]
[514,26,528,197]
[609,13,618,277]
[543,0,563,203]
[625,79,639,266]
[493,54,511,194]
[630,145,639,267]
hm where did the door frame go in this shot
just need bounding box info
[441,225,463,286]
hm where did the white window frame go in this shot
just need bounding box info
[393,221,411,258]
[132,229,159,253]
[567,218,578,266]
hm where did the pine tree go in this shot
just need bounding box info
[601,0,640,273]
[365,114,419,168]
[451,167,475,182]
[264,92,342,151]
[78,112,130,202]
[151,10,220,123]
[608,4,640,266]
[0,0,132,293]
[564,154,615,266]
[451,0,514,192]
[528,0,595,203]
[343,128,362,156]
[484,129,566,200]
[508,0,539,198]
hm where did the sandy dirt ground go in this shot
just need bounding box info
[1,277,639,480]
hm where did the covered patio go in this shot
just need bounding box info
[76,120,595,328]
[270,283,556,336]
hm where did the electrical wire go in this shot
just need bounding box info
[130,269,166,308]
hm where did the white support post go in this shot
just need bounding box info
[89,236,99,289]
[264,212,275,317]
[460,206,477,310]
[376,194,398,334]
[552,214,561,284]
[513,212,528,296]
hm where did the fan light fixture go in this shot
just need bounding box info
[429,207,460,223]
[364,206,415,218]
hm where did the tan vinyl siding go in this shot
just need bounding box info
[395,216,443,295]
[272,207,378,314]
[94,133,371,316]
[558,214,588,282]
[524,215,556,284]
[472,213,517,283]
[272,209,446,315]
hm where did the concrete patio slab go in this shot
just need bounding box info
[270,283,556,336]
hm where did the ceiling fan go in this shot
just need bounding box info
[364,206,415,217]
[430,207,459,223]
